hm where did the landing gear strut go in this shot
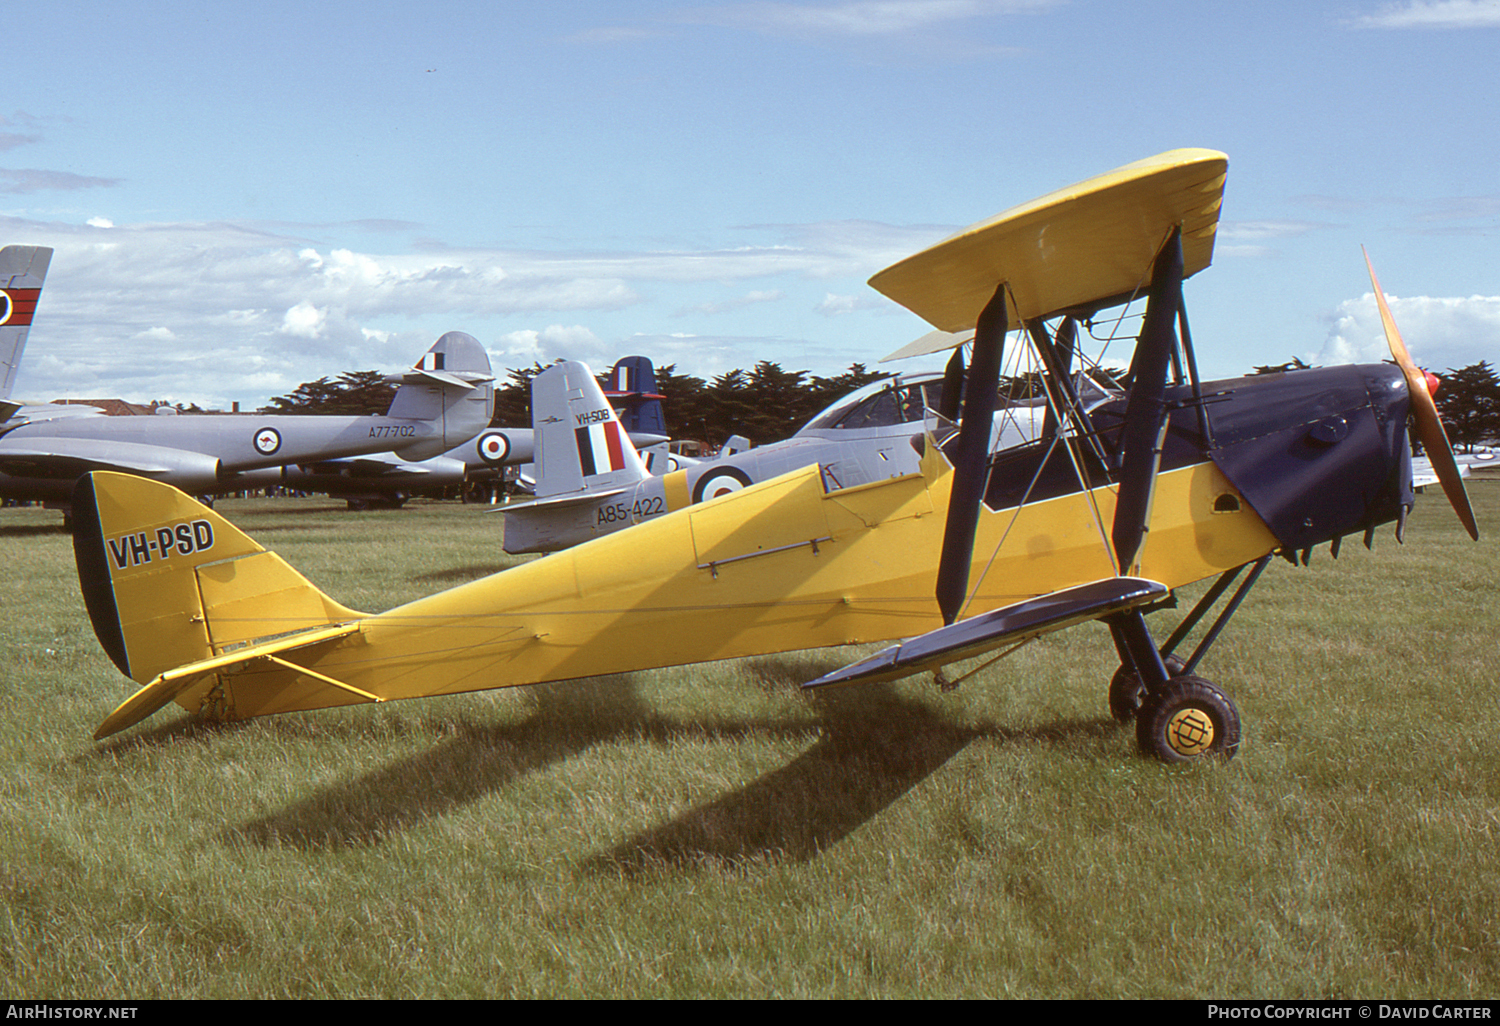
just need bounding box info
[1104,555,1270,763]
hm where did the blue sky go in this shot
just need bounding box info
[3,0,1498,411]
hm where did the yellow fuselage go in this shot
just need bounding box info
[207,448,1277,722]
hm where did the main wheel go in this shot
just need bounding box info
[1109,653,1186,723]
[1135,676,1241,764]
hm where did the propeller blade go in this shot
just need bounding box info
[1362,249,1479,541]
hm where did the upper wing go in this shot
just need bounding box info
[868,149,1226,332]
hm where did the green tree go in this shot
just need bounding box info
[491,364,545,427]
[1250,357,1311,375]
[1435,361,1500,452]
[652,364,710,441]
[258,370,396,414]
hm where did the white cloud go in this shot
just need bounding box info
[1352,0,1500,28]
[1317,292,1500,371]
[567,26,665,44]
[497,325,607,366]
[1219,219,1326,241]
[279,301,327,339]
[683,0,1057,36]
[0,213,936,406]
[816,292,890,315]
[0,168,121,193]
[678,289,785,316]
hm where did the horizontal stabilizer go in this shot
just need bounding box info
[490,486,628,514]
[93,623,363,740]
[880,329,975,364]
[391,368,494,390]
[804,577,1169,689]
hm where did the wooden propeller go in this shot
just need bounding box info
[1363,248,1479,541]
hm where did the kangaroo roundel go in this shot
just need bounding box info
[253,427,282,456]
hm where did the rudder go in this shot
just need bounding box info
[73,472,361,685]
[0,245,53,402]
[385,331,496,459]
[532,360,650,499]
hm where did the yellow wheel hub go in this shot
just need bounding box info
[1165,706,1215,756]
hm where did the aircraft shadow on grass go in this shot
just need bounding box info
[91,655,1103,862]
[0,522,67,538]
[74,657,1115,862]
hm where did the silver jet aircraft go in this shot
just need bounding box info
[499,357,1119,553]
[0,245,70,424]
[275,357,671,509]
[0,328,495,509]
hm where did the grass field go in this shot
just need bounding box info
[2,480,1498,999]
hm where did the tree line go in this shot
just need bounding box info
[259,360,889,447]
[259,358,1500,452]
[1252,358,1500,452]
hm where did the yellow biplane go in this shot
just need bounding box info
[70,149,1478,762]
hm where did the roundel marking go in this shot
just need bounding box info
[477,431,510,465]
[253,427,283,456]
[0,291,12,326]
[692,466,753,504]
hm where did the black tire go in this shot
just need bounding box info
[1108,653,1186,723]
[692,466,753,504]
[1135,676,1241,764]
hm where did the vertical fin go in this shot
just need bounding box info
[72,472,359,685]
[532,360,650,499]
[604,355,668,437]
[385,331,496,458]
[0,245,53,401]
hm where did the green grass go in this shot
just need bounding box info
[2,483,1498,998]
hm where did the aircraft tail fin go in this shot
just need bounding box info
[531,359,650,499]
[0,245,53,401]
[385,331,495,459]
[604,355,668,437]
[72,472,363,698]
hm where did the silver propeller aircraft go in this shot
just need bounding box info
[499,353,1118,554]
